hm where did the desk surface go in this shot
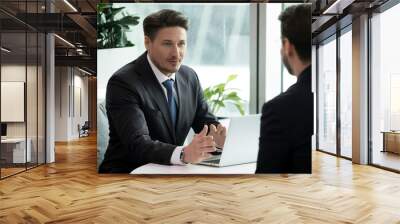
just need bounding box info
[381,131,400,134]
[130,163,256,174]
[1,138,27,143]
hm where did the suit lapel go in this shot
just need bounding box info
[175,70,190,143]
[175,71,183,136]
[135,53,176,143]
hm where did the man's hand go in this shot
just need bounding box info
[182,125,216,163]
[208,123,227,149]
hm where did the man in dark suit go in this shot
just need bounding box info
[256,4,313,173]
[99,9,226,173]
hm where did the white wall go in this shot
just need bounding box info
[1,65,26,131]
[54,66,89,141]
[1,63,46,164]
[97,48,137,101]
[71,72,89,137]
[1,65,38,138]
[55,66,69,141]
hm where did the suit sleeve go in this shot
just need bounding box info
[191,72,219,133]
[106,76,176,166]
[256,101,290,173]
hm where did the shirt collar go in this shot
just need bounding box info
[147,53,175,85]
[297,65,311,84]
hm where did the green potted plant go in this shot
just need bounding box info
[97,4,141,113]
[97,3,140,49]
[203,74,245,116]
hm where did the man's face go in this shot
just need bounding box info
[145,26,187,75]
[281,38,293,75]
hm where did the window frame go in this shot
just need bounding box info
[315,21,353,161]
[368,0,400,173]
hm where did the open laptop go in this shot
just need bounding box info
[184,114,261,167]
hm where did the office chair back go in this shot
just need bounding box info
[97,100,109,169]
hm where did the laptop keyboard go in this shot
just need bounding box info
[204,159,220,164]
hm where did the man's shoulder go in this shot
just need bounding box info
[109,59,149,91]
[105,60,144,96]
[110,52,148,80]
[262,83,312,119]
[177,65,198,83]
[112,60,140,80]
[268,81,311,105]
[262,88,301,116]
[263,91,292,112]
[178,64,196,76]
[179,64,195,73]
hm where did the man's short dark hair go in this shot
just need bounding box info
[279,4,311,62]
[143,9,188,40]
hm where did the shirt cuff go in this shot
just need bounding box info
[170,146,186,165]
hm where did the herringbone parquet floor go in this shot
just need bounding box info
[1,134,400,223]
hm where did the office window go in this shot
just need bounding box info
[265,3,282,101]
[25,0,46,168]
[317,36,337,155]
[282,3,300,91]
[98,3,251,117]
[27,31,38,170]
[0,1,46,179]
[371,3,400,171]
[339,28,352,158]
[312,45,317,150]
[37,32,46,165]
[1,15,28,177]
[265,3,297,102]
[282,65,297,91]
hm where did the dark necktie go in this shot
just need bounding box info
[162,79,177,128]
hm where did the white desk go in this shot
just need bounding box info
[1,138,31,163]
[130,163,256,174]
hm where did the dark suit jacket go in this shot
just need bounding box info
[99,52,218,173]
[256,66,313,173]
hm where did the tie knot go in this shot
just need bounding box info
[162,79,174,89]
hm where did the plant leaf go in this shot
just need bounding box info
[107,7,125,20]
[215,83,225,94]
[217,101,225,108]
[203,88,212,100]
[226,74,238,83]
[97,3,113,13]
[97,5,139,49]
[234,103,245,115]
[116,16,140,27]
[225,91,242,101]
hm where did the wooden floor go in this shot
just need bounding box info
[1,163,45,178]
[1,167,26,178]
[372,151,400,171]
[1,134,400,223]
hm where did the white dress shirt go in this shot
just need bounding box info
[147,54,186,165]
